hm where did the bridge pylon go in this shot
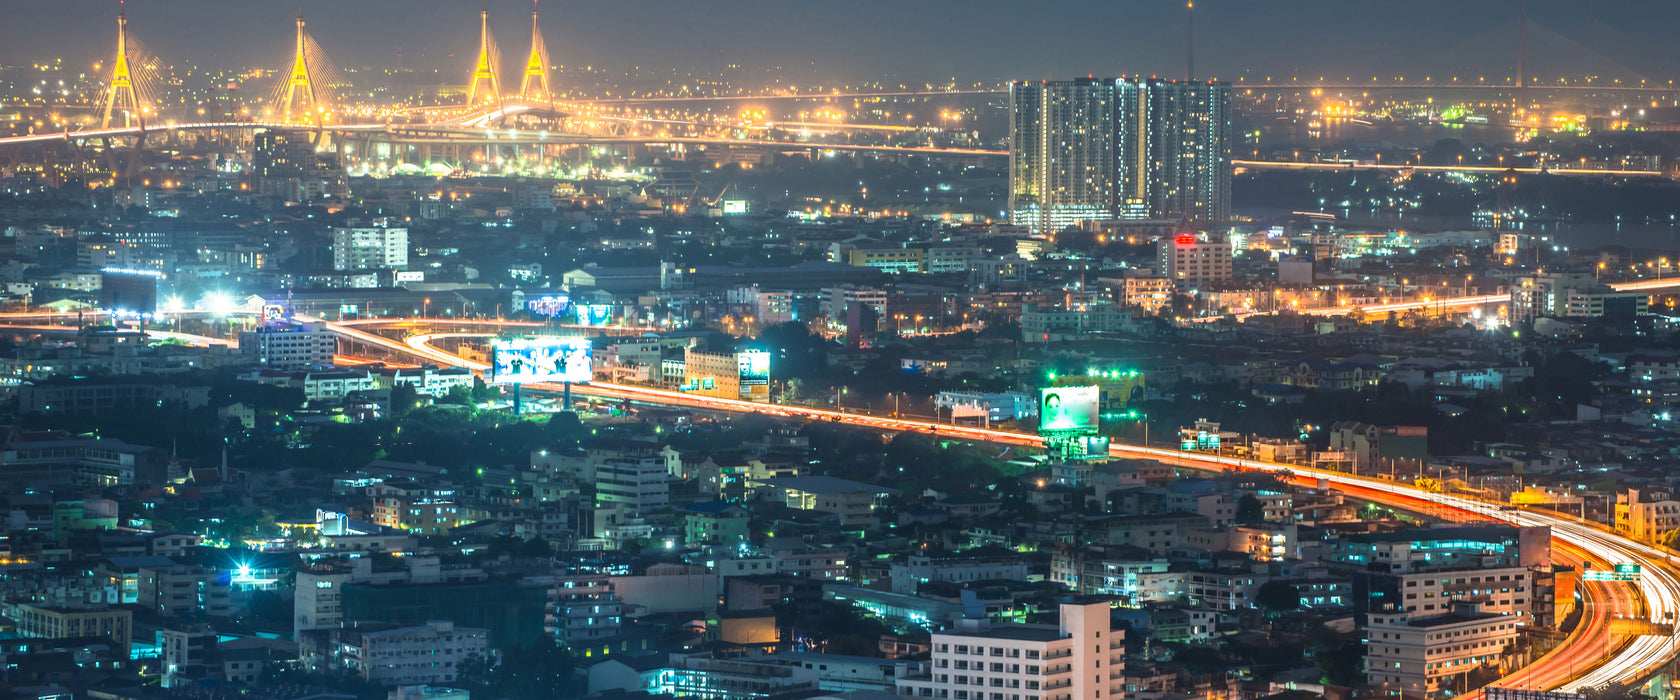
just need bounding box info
[467,9,502,105]
[101,8,143,129]
[519,1,553,100]
[279,14,327,124]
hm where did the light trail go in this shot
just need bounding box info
[382,331,1677,694]
[1233,159,1667,178]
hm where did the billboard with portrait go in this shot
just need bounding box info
[738,350,770,386]
[1040,386,1099,434]
[491,337,592,384]
[576,304,613,326]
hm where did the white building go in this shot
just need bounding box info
[1156,232,1232,287]
[1391,566,1534,622]
[333,225,410,271]
[891,552,1030,595]
[594,458,670,512]
[1366,603,1518,699]
[325,620,487,686]
[239,322,337,369]
[896,601,1123,700]
[385,365,475,397]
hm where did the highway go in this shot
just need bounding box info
[378,329,1679,694]
[0,312,1674,692]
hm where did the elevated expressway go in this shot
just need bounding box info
[0,312,1675,692]
[363,323,1679,695]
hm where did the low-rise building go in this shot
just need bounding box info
[1365,603,1518,699]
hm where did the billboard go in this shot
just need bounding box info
[1040,386,1098,434]
[394,270,425,283]
[738,351,770,386]
[576,304,613,326]
[722,200,749,215]
[527,295,571,318]
[100,269,162,316]
[491,337,592,384]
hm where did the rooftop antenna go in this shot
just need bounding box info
[1517,2,1528,91]
[1185,1,1195,83]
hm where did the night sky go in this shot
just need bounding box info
[6,0,1680,85]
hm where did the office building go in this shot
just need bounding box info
[594,458,671,511]
[896,601,1123,700]
[1366,603,1518,699]
[239,322,337,369]
[1156,232,1232,286]
[333,225,410,271]
[1009,78,1231,236]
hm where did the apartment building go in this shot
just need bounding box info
[897,601,1123,700]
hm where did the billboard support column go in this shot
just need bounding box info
[512,383,522,415]
[563,381,572,411]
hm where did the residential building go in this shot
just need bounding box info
[896,601,1124,700]
[308,620,487,686]
[1616,486,1680,543]
[1365,603,1518,699]
[333,225,410,271]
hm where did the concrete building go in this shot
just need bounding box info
[239,322,337,370]
[333,225,409,271]
[544,575,624,646]
[308,620,487,686]
[1616,486,1680,543]
[896,601,1124,700]
[891,551,1030,595]
[758,476,895,530]
[1157,232,1232,287]
[595,458,671,512]
[1365,603,1518,699]
[5,603,132,657]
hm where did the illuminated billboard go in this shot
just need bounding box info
[738,351,770,386]
[527,295,571,318]
[100,269,162,316]
[1040,386,1098,434]
[576,304,613,326]
[722,200,749,215]
[491,337,592,384]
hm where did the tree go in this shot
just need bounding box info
[443,384,474,406]
[391,382,421,418]
[463,639,582,700]
[1236,494,1265,522]
[1255,580,1301,615]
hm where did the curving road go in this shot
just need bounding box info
[2,312,1670,694]
[380,328,1678,695]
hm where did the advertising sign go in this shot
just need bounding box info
[738,350,770,385]
[722,200,749,215]
[394,270,426,283]
[1039,386,1099,433]
[576,304,613,326]
[526,295,571,318]
[491,337,592,384]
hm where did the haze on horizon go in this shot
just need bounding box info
[6,0,1680,88]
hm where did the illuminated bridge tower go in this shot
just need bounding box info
[467,9,502,105]
[280,14,325,124]
[101,8,142,129]
[519,1,553,100]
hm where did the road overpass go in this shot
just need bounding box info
[363,325,1676,696]
[0,311,1672,692]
